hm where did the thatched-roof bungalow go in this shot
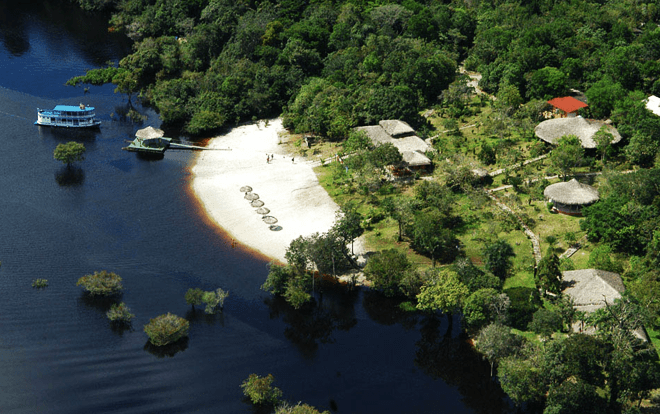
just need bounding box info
[534,117,622,149]
[379,120,416,137]
[355,120,432,173]
[562,269,647,341]
[544,178,599,215]
[547,96,588,117]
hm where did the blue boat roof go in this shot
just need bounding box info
[53,105,94,111]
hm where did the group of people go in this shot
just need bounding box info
[266,153,295,163]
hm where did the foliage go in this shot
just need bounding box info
[454,257,502,293]
[106,302,135,323]
[416,268,469,316]
[31,278,48,288]
[505,287,541,330]
[185,288,204,310]
[364,249,411,297]
[587,245,623,274]
[240,373,283,406]
[536,249,562,295]
[544,380,607,414]
[476,323,523,377]
[262,262,312,309]
[275,402,330,414]
[410,209,460,266]
[202,288,229,314]
[76,270,123,296]
[483,239,515,281]
[53,142,86,169]
[143,313,189,346]
[548,135,583,180]
[462,288,509,332]
[527,308,562,340]
[333,205,363,255]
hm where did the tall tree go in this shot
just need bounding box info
[549,135,584,180]
[483,239,515,281]
[53,141,86,169]
[475,323,523,377]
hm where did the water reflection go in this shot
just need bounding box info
[36,125,100,143]
[361,290,418,330]
[0,2,30,56]
[77,292,121,313]
[265,283,359,360]
[55,166,85,186]
[144,337,189,358]
[415,316,508,413]
[185,309,226,326]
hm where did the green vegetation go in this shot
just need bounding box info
[76,270,123,296]
[68,0,660,409]
[185,287,229,313]
[240,373,283,406]
[31,278,48,288]
[53,141,86,169]
[240,374,329,413]
[143,313,189,346]
[106,302,135,323]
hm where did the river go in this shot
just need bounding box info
[0,1,506,413]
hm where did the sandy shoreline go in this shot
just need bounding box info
[191,119,344,263]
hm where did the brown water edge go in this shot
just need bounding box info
[184,150,282,265]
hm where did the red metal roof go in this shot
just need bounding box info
[547,96,588,113]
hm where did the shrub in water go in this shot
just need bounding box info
[144,313,189,346]
[32,278,48,288]
[240,373,282,405]
[106,302,135,323]
[76,270,123,296]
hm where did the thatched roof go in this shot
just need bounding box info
[401,151,431,166]
[563,269,648,341]
[534,117,622,148]
[356,122,431,167]
[379,120,415,137]
[544,179,599,205]
[355,125,392,145]
[136,126,165,139]
[646,95,660,116]
[563,269,624,312]
[391,135,430,153]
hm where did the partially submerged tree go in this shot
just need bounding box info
[76,270,123,296]
[364,249,411,297]
[185,288,204,310]
[54,141,86,169]
[106,302,135,324]
[240,373,283,406]
[144,313,189,346]
[202,288,229,314]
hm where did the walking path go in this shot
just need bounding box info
[484,189,542,265]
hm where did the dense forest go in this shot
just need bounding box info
[68,0,660,412]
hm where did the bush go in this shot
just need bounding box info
[202,288,229,314]
[106,302,135,323]
[76,270,123,296]
[144,313,189,346]
[505,287,541,330]
[240,373,283,406]
[32,278,48,288]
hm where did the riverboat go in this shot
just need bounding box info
[35,104,101,128]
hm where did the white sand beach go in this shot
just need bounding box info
[191,119,343,263]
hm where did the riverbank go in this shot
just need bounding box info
[191,119,351,263]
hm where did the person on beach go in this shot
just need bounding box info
[292,157,294,163]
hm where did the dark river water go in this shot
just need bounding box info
[0,1,506,413]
